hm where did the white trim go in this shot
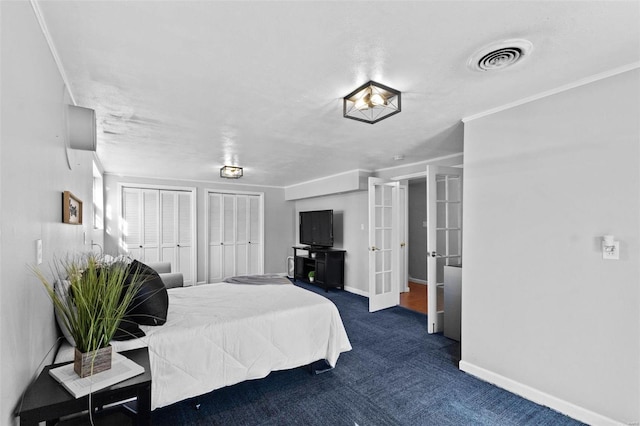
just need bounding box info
[205,188,266,197]
[391,171,427,181]
[284,169,372,190]
[30,0,76,106]
[104,172,282,189]
[408,277,427,285]
[376,153,464,174]
[463,62,640,123]
[459,361,624,426]
[118,182,196,192]
[344,286,368,298]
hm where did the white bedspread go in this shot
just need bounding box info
[111,282,352,410]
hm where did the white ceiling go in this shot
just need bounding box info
[37,1,640,187]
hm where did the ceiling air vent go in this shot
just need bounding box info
[468,39,533,71]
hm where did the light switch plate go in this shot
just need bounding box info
[602,241,619,260]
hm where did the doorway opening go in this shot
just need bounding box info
[367,166,462,329]
[399,280,444,315]
[397,167,461,329]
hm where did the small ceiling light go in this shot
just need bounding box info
[220,165,243,179]
[343,80,401,124]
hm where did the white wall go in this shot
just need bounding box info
[295,191,368,294]
[408,179,427,281]
[461,69,639,424]
[1,3,96,424]
[103,175,295,281]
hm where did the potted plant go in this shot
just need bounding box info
[308,270,315,283]
[34,254,143,377]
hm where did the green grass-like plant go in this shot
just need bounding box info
[34,254,143,353]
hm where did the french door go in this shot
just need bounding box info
[368,177,401,312]
[426,166,463,333]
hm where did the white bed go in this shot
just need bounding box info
[101,281,352,410]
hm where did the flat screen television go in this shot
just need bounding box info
[299,210,334,248]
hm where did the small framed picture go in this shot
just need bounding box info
[62,191,83,225]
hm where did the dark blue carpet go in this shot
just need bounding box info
[150,281,583,425]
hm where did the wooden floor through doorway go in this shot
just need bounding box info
[399,281,443,315]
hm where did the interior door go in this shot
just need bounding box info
[160,191,177,272]
[207,191,264,282]
[235,195,250,276]
[122,188,159,262]
[207,192,224,281]
[176,191,194,285]
[426,166,463,333]
[368,177,400,312]
[247,195,263,274]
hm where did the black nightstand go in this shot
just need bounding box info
[16,347,152,426]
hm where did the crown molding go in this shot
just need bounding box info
[30,0,76,105]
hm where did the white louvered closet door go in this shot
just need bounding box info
[222,194,236,278]
[176,192,193,285]
[160,191,194,286]
[235,195,262,275]
[122,188,160,262]
[207,193,223,281]
[248,195,262,274]
[235,195,250,276]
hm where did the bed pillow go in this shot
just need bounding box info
[126,260,169,326]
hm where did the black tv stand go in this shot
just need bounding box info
[293,246,345,292]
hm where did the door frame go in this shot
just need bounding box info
[389,165,463,319]
[204,188,265,283]
[117,182,197,284]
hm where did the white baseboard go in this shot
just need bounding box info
[459,361,624,426]
[344,286,368,298]
[408,277,427,285]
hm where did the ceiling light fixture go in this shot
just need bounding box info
[343,80,401,124]
[220,165,243,179]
